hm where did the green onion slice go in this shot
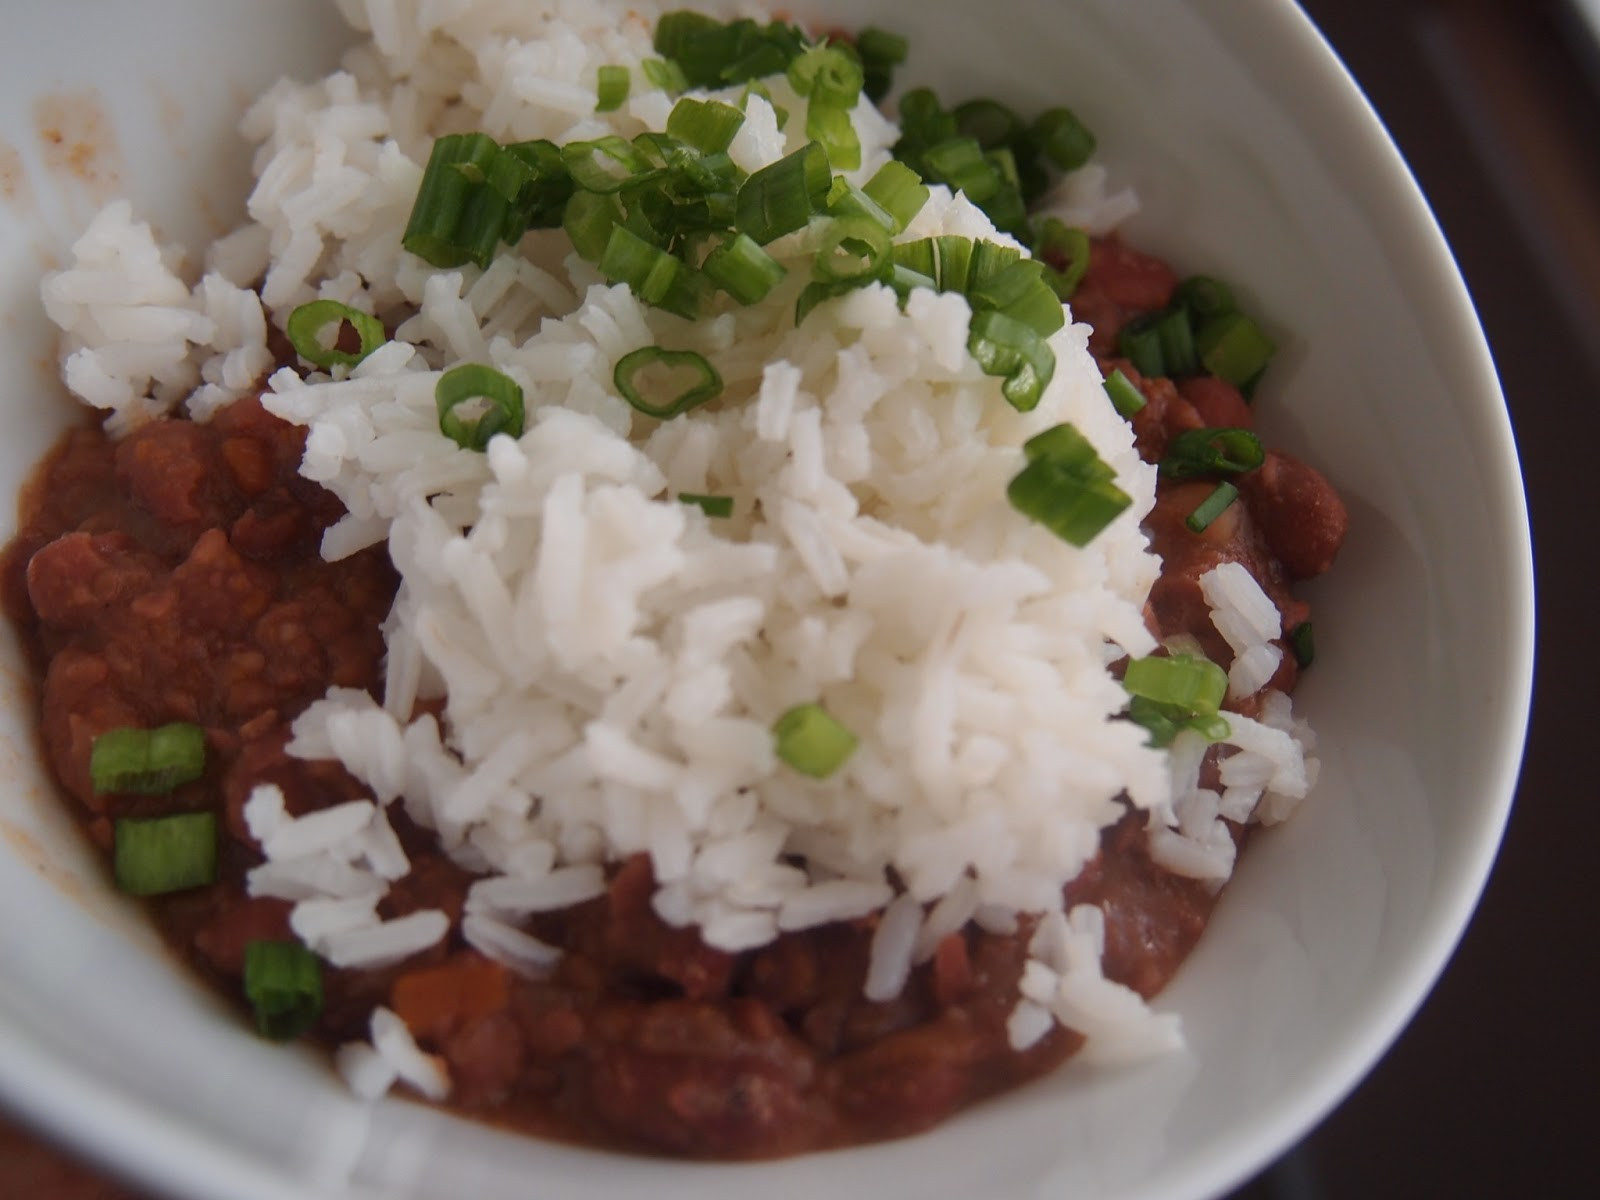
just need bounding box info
[702,232,786,304]
[812,216,892,284]
[1034,218,1091,300]
[436,364,526,451]
[1006,455,1131,547]
[1023,423,1117,479]
[856,27,908,104]
[968,309,1056,412]
[1174,275,1237,320]
[243,940,324,1042]
[862,160,929,233]
[642,57,689,93]
[113,812,217,896]
[737,142,832,244]
[1125,695,1231,748]
[773,702,858,778]
[806,102,862,171]
[787,45,864,108]
[402,132,509,268]
[1123,653,1228,715]
[615,346,723,419]
[678,492,734,518]
[1185,481,1239,532]
[1030,106,1097,171]
[953,98,1026,150]
[285,300,387,369]
[1103,368,1147,417]
[1154,306,1199,378]
[1160,427,1266,480]
[595,65,630,113]
[1118,315,1167,379]
[1290,621,1316,668]
[666,97,747,154]
[1197,311,1276,386]
[561,136,657,194]
[91,723,207,795]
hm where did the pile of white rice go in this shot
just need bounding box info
[42,0,1317,1097]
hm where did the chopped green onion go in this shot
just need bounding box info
[499,139,575,232]
[736,142,831,244]
[600,225,688,308]
[1123,653,1228,714]
[1023,423,1116,479]
[933,234,975,293]
[402,132,510,268]
[1006,455,1131,547]
[953,98,1026,150]
[1174,275,1237,319]
[702,232,786,304]
[968,309,1056,412]
[1185,481,1239,532]
[794,278,862,326]
[562,189,623,263]
[1030,106,1096,171]
[666,97,746,154]
[678,492,734,518]
[968,259,1064,338]
[90,723,207,795]
[923,136,1002,203]
[561,136,656,194]
[1033,218,1091,300]
[862,160,928,232]
[812,217,892,284]
[1197,311,1276,386]
[1103,368,1147,417]
[436,364,525,451]
[285,301,387,370]
[243,940,323,1042]
[1160,427,1266,480]
[642,57,689,93]
[826,176,897,231]
[806,102,862,171]
[1154,306,1199,377]
[595,65,630,113]
[653,12,810,90]
[772,702,858,779]
[113,812,216,896]
[614,346,723,419]
[855,27,908,104]
[1118,315,1167,379]
[787,45,864,108]
[1125,695,1230,748]
[1290,621,1316,668]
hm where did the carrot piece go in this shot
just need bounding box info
[390,955,510,1041]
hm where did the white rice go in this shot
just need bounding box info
[41,0,1323,1103]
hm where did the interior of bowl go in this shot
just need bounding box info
[0,2,1533,1198]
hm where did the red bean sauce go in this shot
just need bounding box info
[1,236,1345,1157]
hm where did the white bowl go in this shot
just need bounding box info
[0,2,1533,1198]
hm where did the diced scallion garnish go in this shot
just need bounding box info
[968,309,1056,412]
[678,493,734,518]
[737,142,832,244]
[285,301,387,369]
[855,27,908,104]
[436,364,525,451]
[665,97,746,154]
[773,702,858,778]
[113,812,217,896]
[1185,482,1239,532]
[1290,621,1316,668]
[1160,427,1266,481]
[861,160,928,232]
[1121,653,1231,748]
[243,940,324,1042]
[1197,311,1276,386]
[1103,368,1146,417]
[90,723,207,795]
[614,346,723,419]
[702,232,787,304]
[1007,421,1130,547]
[1032,218,1091,300]
[595,65,630,113]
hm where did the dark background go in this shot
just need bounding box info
[3,0,1597,1196]
[1234,0,1599,1195]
